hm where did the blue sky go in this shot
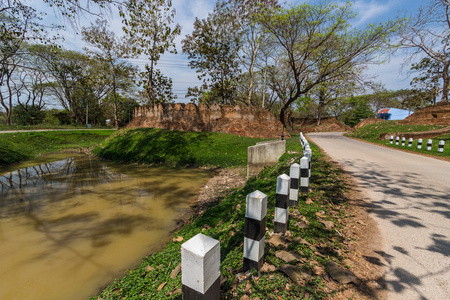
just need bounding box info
[39,0,427,103]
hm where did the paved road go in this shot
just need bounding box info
[308,132,450,300]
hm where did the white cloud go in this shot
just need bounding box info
[352,0,395,27]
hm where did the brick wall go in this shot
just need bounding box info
[128,103,290,139]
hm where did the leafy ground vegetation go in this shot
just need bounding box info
[91,130,363,299]
[0,130,115,167]
[93,128,270,168]
[346,121,450,159]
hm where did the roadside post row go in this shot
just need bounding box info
[181,132,313,299]
[389,136,446,152]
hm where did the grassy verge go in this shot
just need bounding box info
[346,121,450,158]
[91,136,353,299]
[0,130,115,167]
[0,124,111,131]
[93,128,271,168]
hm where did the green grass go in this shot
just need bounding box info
[347,121,450,158]
[93,128,273,168]
[91,138,352,299]
[0,130,115,167]
[0,124,111,131]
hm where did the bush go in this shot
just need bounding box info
[11,105,46,125]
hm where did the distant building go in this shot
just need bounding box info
[377,108,413,121]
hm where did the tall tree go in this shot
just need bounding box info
[256,2,402,127]
[82,19,136,129]
[214,0,279,106]
[399,0,450,103]
[120,0,181,104]
[182,15,241,105]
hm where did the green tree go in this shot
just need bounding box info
[182,15,241,105]
[410,57,442,105]
[82,19,136,129]
[120,0,181,104]
[256,2,402,127]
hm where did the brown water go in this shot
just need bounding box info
[0,154,209,300]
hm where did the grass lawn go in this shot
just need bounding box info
[346,121,450,159]
[0,130,115,167]
[93,128,273,168]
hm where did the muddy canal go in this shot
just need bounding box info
[0,154,209,300]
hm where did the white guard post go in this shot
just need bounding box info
[243,190,267,271]
[274,174,290,234]
[181,234,220,300]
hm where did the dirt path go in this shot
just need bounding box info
[308,132,450,300]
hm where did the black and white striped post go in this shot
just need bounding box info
[244,190,267,271]
[289,163,300,207]
[417,138,423,149]
[395,137,399,145]
[438,140,445,153]
[401,137,406,146]
[300,156,309,194]
[181,233,220,300]
[390,136,394,144]
[427,139,432,151]
[408,138,413,147]
[303,143,312,178]
[274,174,290,234]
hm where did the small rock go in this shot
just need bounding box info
[327,262,357,284]
[275,250,302,263]
[170,263,181,279]
[267,235,286,247]
[278,264,313,284]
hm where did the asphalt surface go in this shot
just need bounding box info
[307,132,450,300]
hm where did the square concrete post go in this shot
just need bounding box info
[181,234,220,300]
[417,138,423,149]
[300,156,309,194]
[438,140,445,153]
[289,163,300,207]
[244,190,267,271]
[274,174,290,234]
[427,139,432,151]
[408,138,413,147]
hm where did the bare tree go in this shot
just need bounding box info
[399,0,450,103]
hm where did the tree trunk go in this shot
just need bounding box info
[113,73,119,130]
[247,55,256,106]
[441,63,449,103]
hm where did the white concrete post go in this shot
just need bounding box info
[401,137,406,146]
[395,137,399,145]
[438,140,445,153]
[300,156,309,194]
[427,139,432,151]
[304,147,312,177]
[274,174,290,234]
[417,139,423,149]
[408,138,413,147]
[390,136,394,144]
[181,234,220,300]
[244,190,267,271]
[289,163,300,207]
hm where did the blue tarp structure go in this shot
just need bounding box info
[377,108,413,120]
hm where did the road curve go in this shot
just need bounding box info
[307,132,450,300]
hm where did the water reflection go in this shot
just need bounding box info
[0,154,209,300]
